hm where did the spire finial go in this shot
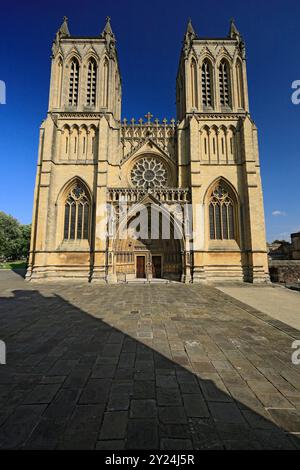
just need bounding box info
[229,17,240,39]
[102,16,114,36]
[57,16,70,38]
[101,16,116,58]
[183,18,197,58]
[186,18,196,37]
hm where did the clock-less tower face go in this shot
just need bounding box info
[130,156,168,189]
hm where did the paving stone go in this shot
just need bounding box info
[96,356,119,366]
[96,440,125,450]
[182,394,210,418]
[256,392,294,408]
[134,369,155,381]
[227,385,264,410]
[48,359,79,376]
[179,381,201,394]
[57,405,105,449]
[158,406,187,424]
[223,436,262,450]
[107,393,129,411]
[43,388,81,420]
[40,376,66,385]
[91,364,116,379]
[160,423,191,439]
[246,379,279,394]
[242,409,276,429]
[126,419,158,449]
[118,353,136,368]
[115,368,135,380]
[188,418,223,450]
[156,368,176,376]
[198,379,232,402]
[254,429,297,450]
[23,383,62,404]
[0,405,47,449]
[102,343,122,357]
[288,434,300,450]
[161,438,193,450]
[63,367,91,389]
[192,361,216,373]
[24,416,69,449]
[156,375,178,389]
[99,411,128,440]
[157,388,182,406]
[79,379,111,404]
[111,380,133,395]
[133,380,155,399]
[267,408,300,433]
[130,400,157,418]
[209,402,247,425]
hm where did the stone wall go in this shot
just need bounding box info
[269,260,300,284]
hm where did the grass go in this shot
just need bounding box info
[0,260,27,270]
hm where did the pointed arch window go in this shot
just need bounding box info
[219,60,231,107]
[63,183,90,240]
[68,58,79,106]
[201,60,213,107]
[101,58,109,107]
[209,183,236,240]
[236,59,244,109]
[86,58,97,106]
[191,58,198,109]
[56,57,63,108]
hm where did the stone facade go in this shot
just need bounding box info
[269,260,300,284]
[291,232,300,260]
[26,17,269,283]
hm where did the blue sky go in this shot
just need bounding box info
[0,0,299,242]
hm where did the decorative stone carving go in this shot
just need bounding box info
[121,116,176,162]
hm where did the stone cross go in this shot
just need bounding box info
[145,112,153,123]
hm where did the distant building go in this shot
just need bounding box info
[268,232,300,261]
[291,232,300,260]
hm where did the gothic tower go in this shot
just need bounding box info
[27,17,122,281]
[176,19,269,282]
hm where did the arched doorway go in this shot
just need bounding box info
[113,202,184,282]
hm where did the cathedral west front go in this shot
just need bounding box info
[26,17,270,284]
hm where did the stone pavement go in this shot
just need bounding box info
[217,284,300,331]
[0,270,300,449]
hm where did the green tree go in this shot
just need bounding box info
[19,224,31,259]
[0,212,31,261]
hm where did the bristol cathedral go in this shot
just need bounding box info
[27,17,269,283]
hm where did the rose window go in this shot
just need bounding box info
[131,157,167,189]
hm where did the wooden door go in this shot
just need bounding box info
[136,256,146,278]
[152,256,162,278]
